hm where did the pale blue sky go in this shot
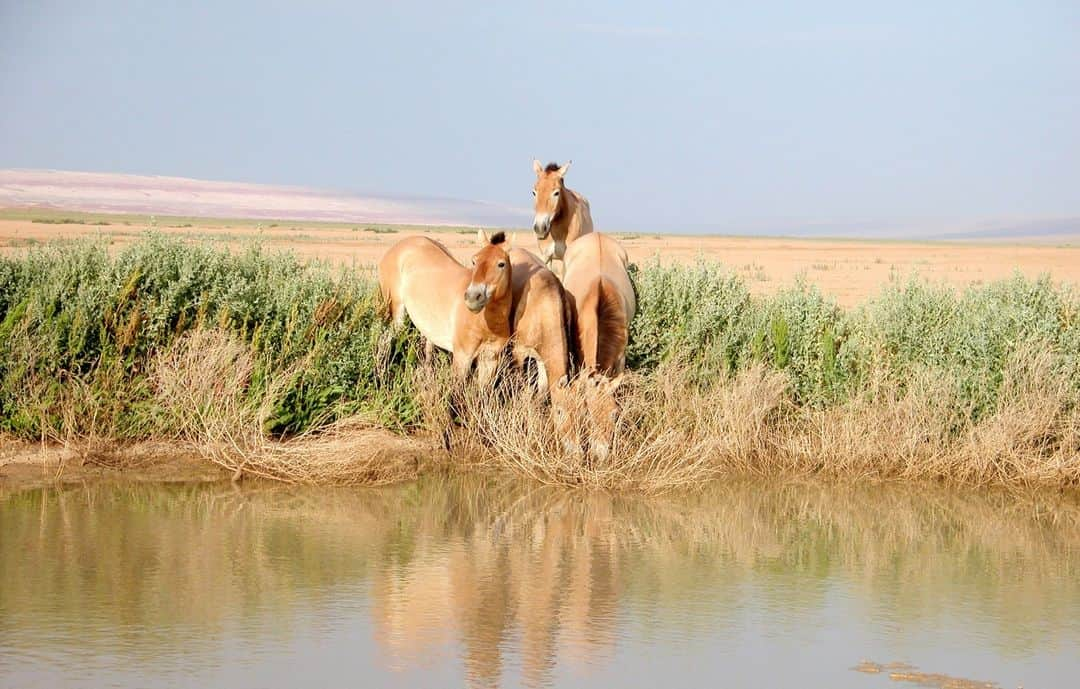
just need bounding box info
[1,1,1078,233]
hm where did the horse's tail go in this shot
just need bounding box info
[376,249,401,324]
[560,284,578,378]
[579,277,627,374]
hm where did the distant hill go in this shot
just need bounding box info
[0,169,530,227]
[933,218,1080,241]
[3,169,1075,241]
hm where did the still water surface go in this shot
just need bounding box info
[1,475,1079,688]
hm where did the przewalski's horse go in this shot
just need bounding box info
[561,232,637,458]
[531,160,593,273]
[378,230,513,383]
[507,246,577,445]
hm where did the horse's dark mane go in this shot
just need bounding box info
[544,162,562,173]
[489,230,507,245]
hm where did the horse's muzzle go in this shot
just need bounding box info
[533,214,551,240]
[464,284,489,313]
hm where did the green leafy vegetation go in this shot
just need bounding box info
[0,235,423,440]
[628,259,1080,415]
[1,236,1077,487]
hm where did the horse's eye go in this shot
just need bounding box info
[531,189,536,196]
[471,257,476,265]
[497,261,506,268]
[553,190,560,197]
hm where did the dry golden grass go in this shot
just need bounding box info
[441,363,787,492]
[9,326,1077,493]
[425,351,1078,493]
[782,346,1080,486]
[149,329,429,485]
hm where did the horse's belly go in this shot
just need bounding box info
[400,272,456,352]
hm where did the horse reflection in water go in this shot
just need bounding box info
[5,477,1080,689]
[371,489,621,688]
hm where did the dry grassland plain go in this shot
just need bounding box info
[2,208,1078,306]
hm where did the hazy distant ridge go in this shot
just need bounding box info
[0,169,529,227]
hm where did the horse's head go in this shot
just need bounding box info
[581,371,624,460]
[531,159,570,240]
[464,229,512,313]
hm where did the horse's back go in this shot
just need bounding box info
[564,233,631,297]
[378,236,464,351]
[379,236,457,284]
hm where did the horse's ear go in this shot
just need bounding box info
[476,228,489,245]
[533,159,543,176]
[508,232,516,247]
[556,160,572,178]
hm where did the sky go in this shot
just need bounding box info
[1,1,1078,234]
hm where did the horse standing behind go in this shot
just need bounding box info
[378,230,513,383]
[561,232,637,458]
[531,160,593,274]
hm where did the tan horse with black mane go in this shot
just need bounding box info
[531,160,593,273]
[561,232,636,458]
[378,230,513,383]
[507,246,577,445]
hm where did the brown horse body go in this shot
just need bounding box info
[562,233,636,376]
[378,231,512,381]
[561,232,636,458]
[508,247,572,394]
[531,160,593,271]
[507,247,578,447]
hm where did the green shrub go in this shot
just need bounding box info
[1,236,1077,442]
[0,235,423,438]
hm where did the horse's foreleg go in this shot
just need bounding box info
[511,346,527,370]
[443,349,476,453]
[452,350,474,381]
[388,299,407,329]
[474,353,499,388]
[533,358,550,400]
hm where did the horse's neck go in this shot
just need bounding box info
[558,189,593,243]
[482,290,513,340]
[553,188,579,231]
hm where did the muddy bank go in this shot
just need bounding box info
[0,440,229,491]
[0,428,444,492]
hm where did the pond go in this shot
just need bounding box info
[1,475,1078,688]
